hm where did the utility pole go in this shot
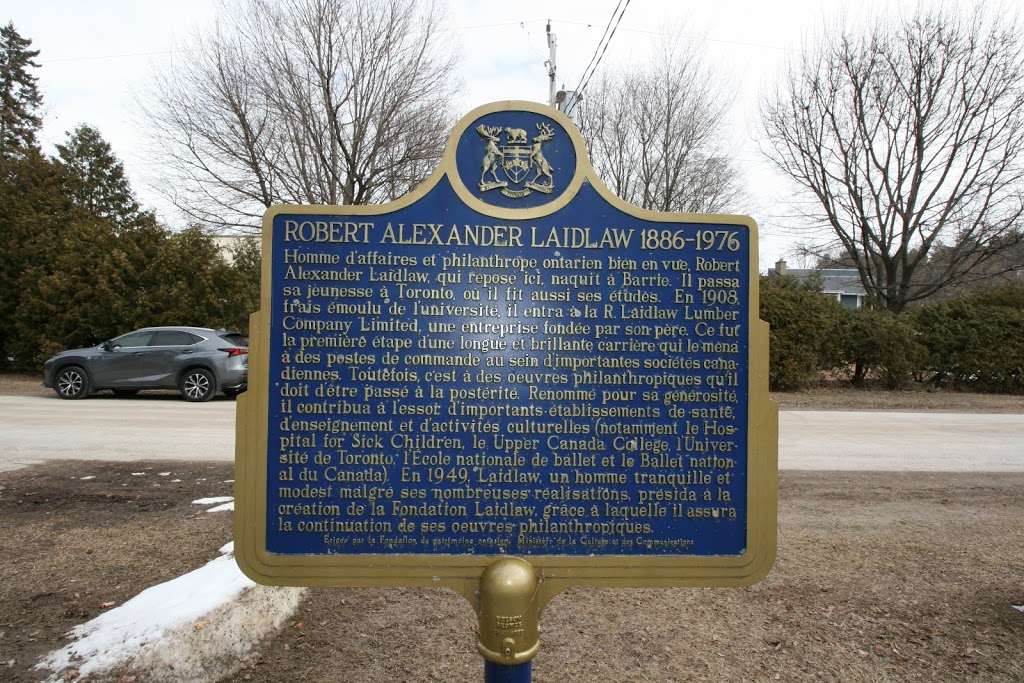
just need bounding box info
[546,20,556,108]
[546,21,579,124]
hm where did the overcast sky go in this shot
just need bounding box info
[7,0,929,270]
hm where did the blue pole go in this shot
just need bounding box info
[484,660,532,683]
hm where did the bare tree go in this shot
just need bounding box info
[760,4,1024,312]
[581,32,743,214]
[140,0,462,232]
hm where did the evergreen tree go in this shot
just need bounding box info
[57,124,147,229]
[0,150,64,368]
[223,237,261,333]
[0,24,48,365]
[0,23,43,158]
[12,217,170,365]
[137,226,243,329]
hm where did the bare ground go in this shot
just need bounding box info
[1,374,1022,682]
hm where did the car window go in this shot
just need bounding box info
[218,333,249,347]
[113,331,156,348]
[151,330,201,346]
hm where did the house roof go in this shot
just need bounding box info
[767,267,867,296]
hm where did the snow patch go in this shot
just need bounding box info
[192,496,233,506]
[37,548,304,682]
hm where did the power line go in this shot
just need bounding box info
[37,50,174,64]
[572,3,623,90]
[571,0,632,100]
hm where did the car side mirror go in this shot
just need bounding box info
[101,341,114,352]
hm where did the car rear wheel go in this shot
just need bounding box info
[55,366,90,400]
[180,368,216,402]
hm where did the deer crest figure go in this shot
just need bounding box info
[476,124,505,186]
[529,123,555,186]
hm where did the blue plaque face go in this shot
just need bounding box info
[265,181,749,557]
[236,100,776,591]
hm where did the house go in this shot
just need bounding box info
[767,259,868,309]
[211,234,260,265]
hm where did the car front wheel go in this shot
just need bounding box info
[180,368,216,402]
[55,366,90,399]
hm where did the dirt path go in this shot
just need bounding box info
[2,461,1022,682]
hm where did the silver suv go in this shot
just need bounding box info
[43,326,248,402]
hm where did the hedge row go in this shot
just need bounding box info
[759,278,1024,393]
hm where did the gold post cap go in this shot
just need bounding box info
[476,557,541,665]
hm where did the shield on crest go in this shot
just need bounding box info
[501,145,532,183]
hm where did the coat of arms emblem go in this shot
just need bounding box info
[476,123,556,198]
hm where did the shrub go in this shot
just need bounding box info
[759,275,845,390]
[911,286,1024,393]
[840,306,922,388]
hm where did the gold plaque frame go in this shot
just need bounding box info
[234,101,777,609]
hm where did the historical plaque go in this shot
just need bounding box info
[235,101,777,605]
